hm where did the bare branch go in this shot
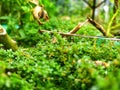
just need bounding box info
[88,17,107,36]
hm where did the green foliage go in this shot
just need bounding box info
[1,0,120,90]
[0,33,120,89]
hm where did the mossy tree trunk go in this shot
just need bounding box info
[0,25,18,51]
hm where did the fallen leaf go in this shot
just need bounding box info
[94,60,110,68]
[33,5,49,24]
[52,36,58,43]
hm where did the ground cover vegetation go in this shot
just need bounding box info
[0,0,120,90]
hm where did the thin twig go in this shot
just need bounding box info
[83,0,93,8]
[39,30,120,41]
[96,0,105,8]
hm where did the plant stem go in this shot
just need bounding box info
[107,9,119,36]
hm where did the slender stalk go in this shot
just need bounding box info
[107,9,119,35]
[111,24,120,30]
[113,0,119,25]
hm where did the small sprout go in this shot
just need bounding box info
[7,72,11,76]
[77,59,81,64]
[74,78,80,83]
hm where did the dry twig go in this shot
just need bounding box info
[69,19,88,34]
